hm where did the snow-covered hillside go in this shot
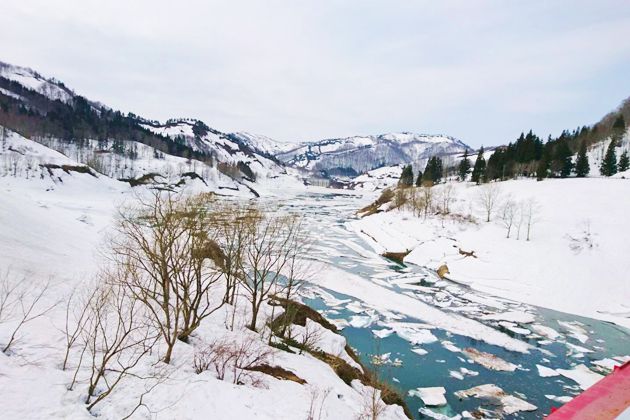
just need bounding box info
[256,132,471,177]
[0,127,406,420]
[0,61,77,105]
[352,178,630,329]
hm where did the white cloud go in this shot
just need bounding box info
[1,0,629,146]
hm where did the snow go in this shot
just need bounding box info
[310,262,531,353]
[352,178,630,329]
[536,364,559,377]
[0,61,74,104]
[556,364,604,390]
[0,129,407,420]
[408,386,447,406]
[454,384,537,415]
[461,348,518,371]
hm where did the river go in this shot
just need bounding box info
[272,190,629,419]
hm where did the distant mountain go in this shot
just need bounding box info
[278,133,470,177]
[0,61,287,192]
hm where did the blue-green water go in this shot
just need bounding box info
[273,192,630,419]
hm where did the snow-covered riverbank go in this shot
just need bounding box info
[351,178,630,329]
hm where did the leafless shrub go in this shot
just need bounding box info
[356,384,387,420]
[0,270,58,354]
[79,273,158,412]
[193,335,275,386]
[296,321,323,355]
[307,386,331,420]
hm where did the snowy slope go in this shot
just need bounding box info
[0,61,76,104]
[352,178,630,329]
[0,128,406,420]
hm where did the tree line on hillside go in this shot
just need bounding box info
[0,76,215,164]
[399,113,628,187]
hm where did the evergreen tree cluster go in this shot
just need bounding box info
[398,156,444,187]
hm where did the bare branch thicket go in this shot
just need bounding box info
[109,190,225,363]
[193,335,274,386]
[239,210,304,332]
[208,202,259,306]
[62,286,98,370]
[421,186,433,219]
[297,320,323,355]
[0,270,58,354]
[356,384,387,420]
[80,272,158,412]
[499,197,518,239]
[477,183,502,222]
[437,184,455,214]
[307,386,332,420]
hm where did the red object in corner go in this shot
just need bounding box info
[547,361,630,419]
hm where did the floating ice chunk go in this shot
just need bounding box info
[449,370,464,380]
[566,342,593,355]
[384,322,438,345]
[536,364,559,377]
[462,348,518,372]
[450,367,479,380]
[372,328,394,338]
[418,408,461,420]
[329,318,350,330]
[412,347,428,356]
[499,321,531,335]
[441,340,462,353]
[531,324,561,340]
[545,394,573,404]
[455,384,537,415]
[592,358,623,370]
[481,311,535,324]
[556,364,604,390]
[558,321,589,343]
[349,314,378,328]
[408,386,447,406]
[460,367,478,377]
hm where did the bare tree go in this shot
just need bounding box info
[524,198,540,241]
[478,183,502,222]
[499,198,518,238]
[238,210,304,331]
[109,190,225,363]
[307,386,331,420]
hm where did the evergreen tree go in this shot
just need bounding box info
[600,141,618,176]
[611,114,626,146]
[398,164,414,187]
[458,150,471,181]
[574,141,590,177]
[415,170,423,186]
[471,147,486,184]
[553,139,573,178]
[422,157,443,184]
[619,151,630,173]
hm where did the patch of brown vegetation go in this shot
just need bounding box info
[246,364,307,384]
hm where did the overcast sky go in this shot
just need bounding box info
[2,1,630,147]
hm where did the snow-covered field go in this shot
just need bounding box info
[351,178,630,329]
